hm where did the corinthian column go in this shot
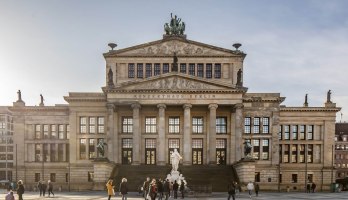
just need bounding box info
[131,103,141,165]
[106,103,117,163]
[157,104,166,165]
[208,103,218,164]
[234,103,243,161]
[183,104,192,165]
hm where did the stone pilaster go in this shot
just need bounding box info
[208,103,218,164]
[183,104,192,165]
[234,103,243,161]
[107,103,116,162]
[157,104,166,165]
[131,103,141,165]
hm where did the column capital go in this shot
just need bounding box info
[208,103,218,110]
[131,103,141,110]
[234,103,244,109]
[183,103,192,110]
[106,103,116,111]
[157,103,167,109]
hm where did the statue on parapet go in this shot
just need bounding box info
[164,13,186,36]
[171,148,182,172]
[17,90,22,102]
[39,94,44,106]
[236,69,243,87]
[108,68,114,87]
[327,90,332,103]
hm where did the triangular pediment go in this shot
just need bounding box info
[104,37,244,57]
[115,73,236,91]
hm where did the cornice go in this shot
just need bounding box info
[102,87,247,94]
[9,106,69,112]
[243,97,285,103]
[280,107,341,112]
[64,92,106,103]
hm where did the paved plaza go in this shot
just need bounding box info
[0,191,347,200]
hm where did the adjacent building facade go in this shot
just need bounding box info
[335,123,348,178]
[0,17,340,191]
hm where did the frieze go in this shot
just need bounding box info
[133,94,216,99]
[140,77,211,90]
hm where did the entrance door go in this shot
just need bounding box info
[145,149,156,165]
[216,149,226,165]
[192,149,203,165]
[122,149,132,164]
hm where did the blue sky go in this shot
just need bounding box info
[1,0,347,121]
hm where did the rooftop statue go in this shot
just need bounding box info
[327,90,332,103]
[164,13,186,36]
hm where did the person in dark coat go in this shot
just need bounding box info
[48,180,54,197]
[163,179,170,200]
[306,183,311,193]
[172,180,179,199]
[42,181,47,197]
[157,178,164,200]
[16,180,25,200]
[227,181,235,200]
[255,183,260,197]
[179,180,185,199]
[119,178,128,200]
[37,181,43,196]
[312,182,316,193]
[143,177,150,199]
[148,179,158,200]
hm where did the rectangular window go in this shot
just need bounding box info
[137,63,143,78]
[35,144,41,162]
[51,125,57,139]
[89,117,96,134]
[122,117,133,133]
[128,63,135,78]
[163,63,169,74]
[145,139,156,148]
[180,63,186,73]
[299,144,305,163]
[197,63,204,77]
[292,125,298,140]
[284,125,290,140]
[262,117,269,133]
[216,117,227,134]
[253,118,260,134]
[145,117,157,133]
[66,125,70,139]
[291,144,297,163]
[122,138,133,148]
[292,174,298,183]
[169,117,180,134]
[80,117,87,134]
[192,117,203,134]
[66,173,69,183]
[206,64,212,78]
[189,63,195,76]
[192,139,203,148]
[43,144,49,161]
[43,125,49,139]
[154,63,161,76]
[88,172,94,182]
[278,126,282,140]
[255,172,260,182]
[284,144,289,163]
[50,173,56,182]
[169,139,180,149]
[89,139,96,159]
[244,117,251,134]
[58,124,64,139]
[145,63,152,78]
[279,145,282,163]
[35,173,40,182]
[98,117,104,134]
[300,125,305,140]
[253,139,260,159]
[51,144,56,162]
[262,139,269,160]
[307,144,313,163]
[58,144,64,161]
[80,139,86,159]
[307,125,313,140]
[35,124,41,139]
[214,64,221,78]
[192,139,203,165]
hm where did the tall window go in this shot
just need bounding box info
[192,139,203,165]
[292,174,298,183]
[43,125,49,139]
[180,63,186,73]
[128,63,135,78]
[122,117,133,133]
[50,173,56,182]
[206,64,212,78]
[58,125,64,139]
[284,125,290,140]
[35,144,41,162]
[98,117,104,134]
[197,64,204,77]
[262,117,269,133]
[35,125,41,139]
[244,117,251,134]
[35,173,40,182]
[300,125,305,140]
[253,139,260,159]
[80,139,87,159]
[169,117,180,134]
[163,63,169,74]
[284,144,289,163]
[66,125,70,139]
[299,144,305,163]
[154,63,161,76]
[291,145,297,163]
[169,139,180,164]
[145,63,152,78]
[89,139,95,159]
[51,125,57,139]
[307,125,313,140]
[145,117,157,133]
[279,145,282,163]
[122,139,132,164]
[262,139,269,160]
[89,117,96,134]
[145,139,156,165]
[214,64,221,78]
[189,63,195,76]
[253,118,260,134]
[216,117,227,134]
[278,126,282,140]
[292,125,298,140]
[88,172,94,182]
[58,144,64,161]
[216,139,226,165]
[308,144,313,163]
[51,144,56,162]
[137,63,143,78]
[80,117,87,134]
[192,117,203,134]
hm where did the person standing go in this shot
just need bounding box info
[246,181,254,198]
[163,179,170,200]
[37,180,43,196]
[106,179,115,200]
[173,180,179,199]
[143,177,151,200]
[5,190,15,200]
[306,183,311,193]
[227,181,236,200]
[157,178,163,200]
[17,180,25,200]
[148,179,158,200]
[48,180,55,197]
[255,183,260,197]
[312,182,316,193]
[119,178,128,200]
[179,180,185,199]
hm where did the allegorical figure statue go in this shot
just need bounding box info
[164,13,186,35]
[17,90,22,102]
[244,141,252,158]
[108,68,114,87]
[236,69,242,87]
[171,148,182,172]
[39,94,44,106]
[171,52,178,72]
[327,90,332,103]
[97,140,107,157]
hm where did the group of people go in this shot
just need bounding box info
[106,177,129,200]
[5,180,25,200]
[228,181,259,199]
[37,180,55,197]
[306,182,317,193]
[143,177,185,200]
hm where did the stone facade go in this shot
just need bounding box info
[0,31,340,191]
[335,123,348,179]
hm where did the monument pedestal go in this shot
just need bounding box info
[92,158,115,190]
[234,158,256,185]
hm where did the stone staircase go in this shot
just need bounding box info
[110,164,239,192]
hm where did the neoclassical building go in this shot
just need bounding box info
[0,16,340,191]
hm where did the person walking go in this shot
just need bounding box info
[234,182,240,197]
[173,180,179,199]
[227,181,236,200]
[37,180,43,197]
[148,179,157,200]
[119,178,128,200]
[16,180,25,200]
[163,179,170,200]
[106,179,115,200]
[47,180,55,197]
[312,182,316,193]
[255,183,260,197]
[157,178,163,200]
[179,180,185,199]
[246,181,254,198]
[143,177,151,200]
